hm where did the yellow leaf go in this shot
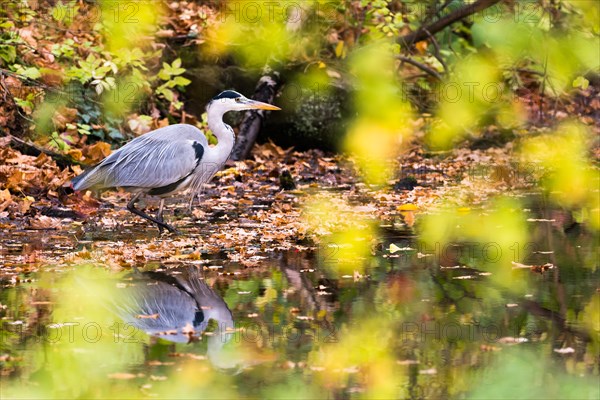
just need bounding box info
[398,203,417,211]
[86,142,112,162]
[68,149,83,162]
[389,243,401,253]
[0,189,11,202]
[20,196,34,213]
[335,41,345,58]
[415,41,428,54]
[6,170,24,190]
[402,211,415,227]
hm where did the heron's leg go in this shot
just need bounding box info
[127,194,178,234]
[155,199,166,234]
[188,185,206,213]
[187,192,196,212]
[156,199,165,222]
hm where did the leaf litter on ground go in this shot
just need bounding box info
[0,138,581,284]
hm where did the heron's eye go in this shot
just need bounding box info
[235,98,241,103]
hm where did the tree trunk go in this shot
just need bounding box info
[230,69,281,161]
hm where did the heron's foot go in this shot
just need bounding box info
[157,222,180,235]
[169,228,181,235]
[127,195,180,236]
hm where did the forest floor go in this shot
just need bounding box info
[1,136,544,284]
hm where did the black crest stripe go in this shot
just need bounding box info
[212,90,242,100]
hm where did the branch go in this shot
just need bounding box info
[398,0,503,46]
[521,299,591,342]
[0,68,53,90]
[2,133,83,169]
[397,56,443,80]
[424,29,448,74]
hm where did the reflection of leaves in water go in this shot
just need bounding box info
[468,350,599,399]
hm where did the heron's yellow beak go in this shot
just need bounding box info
[247,100,281,111]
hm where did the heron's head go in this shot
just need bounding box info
[209,90,281,112]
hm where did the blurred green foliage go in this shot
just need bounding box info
[468,350,599,399]
[1,0,599,398]
[519,122,600,229]
[419,198,529,291]
[345,41,413,185]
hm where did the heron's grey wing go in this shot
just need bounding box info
[104,136,204,189]
[72,124,208,191]
[114,281,202,342]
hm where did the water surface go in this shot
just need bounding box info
[0,196,598,399]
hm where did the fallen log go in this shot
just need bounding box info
[1,132,83,169]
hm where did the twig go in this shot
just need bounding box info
[354,5,367,46]
[0,68,68,93]
[521,299,590,342]
[398,0,503,46]
[397,56,443,81]
[1,133,84,169]
[434,0,456,20]
[539,55,549,121]
[415,0,455,43]
[0,72,35,123]
[424,29,448,74]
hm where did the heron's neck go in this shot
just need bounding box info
[207,106,235,163]
[206,314,236,369]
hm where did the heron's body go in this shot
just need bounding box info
[72,123,223,198]
[71,90,279,233]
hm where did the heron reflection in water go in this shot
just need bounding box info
[112,267,240,371]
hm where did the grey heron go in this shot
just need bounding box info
[71,90,280,233]
[109,267,242,371]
